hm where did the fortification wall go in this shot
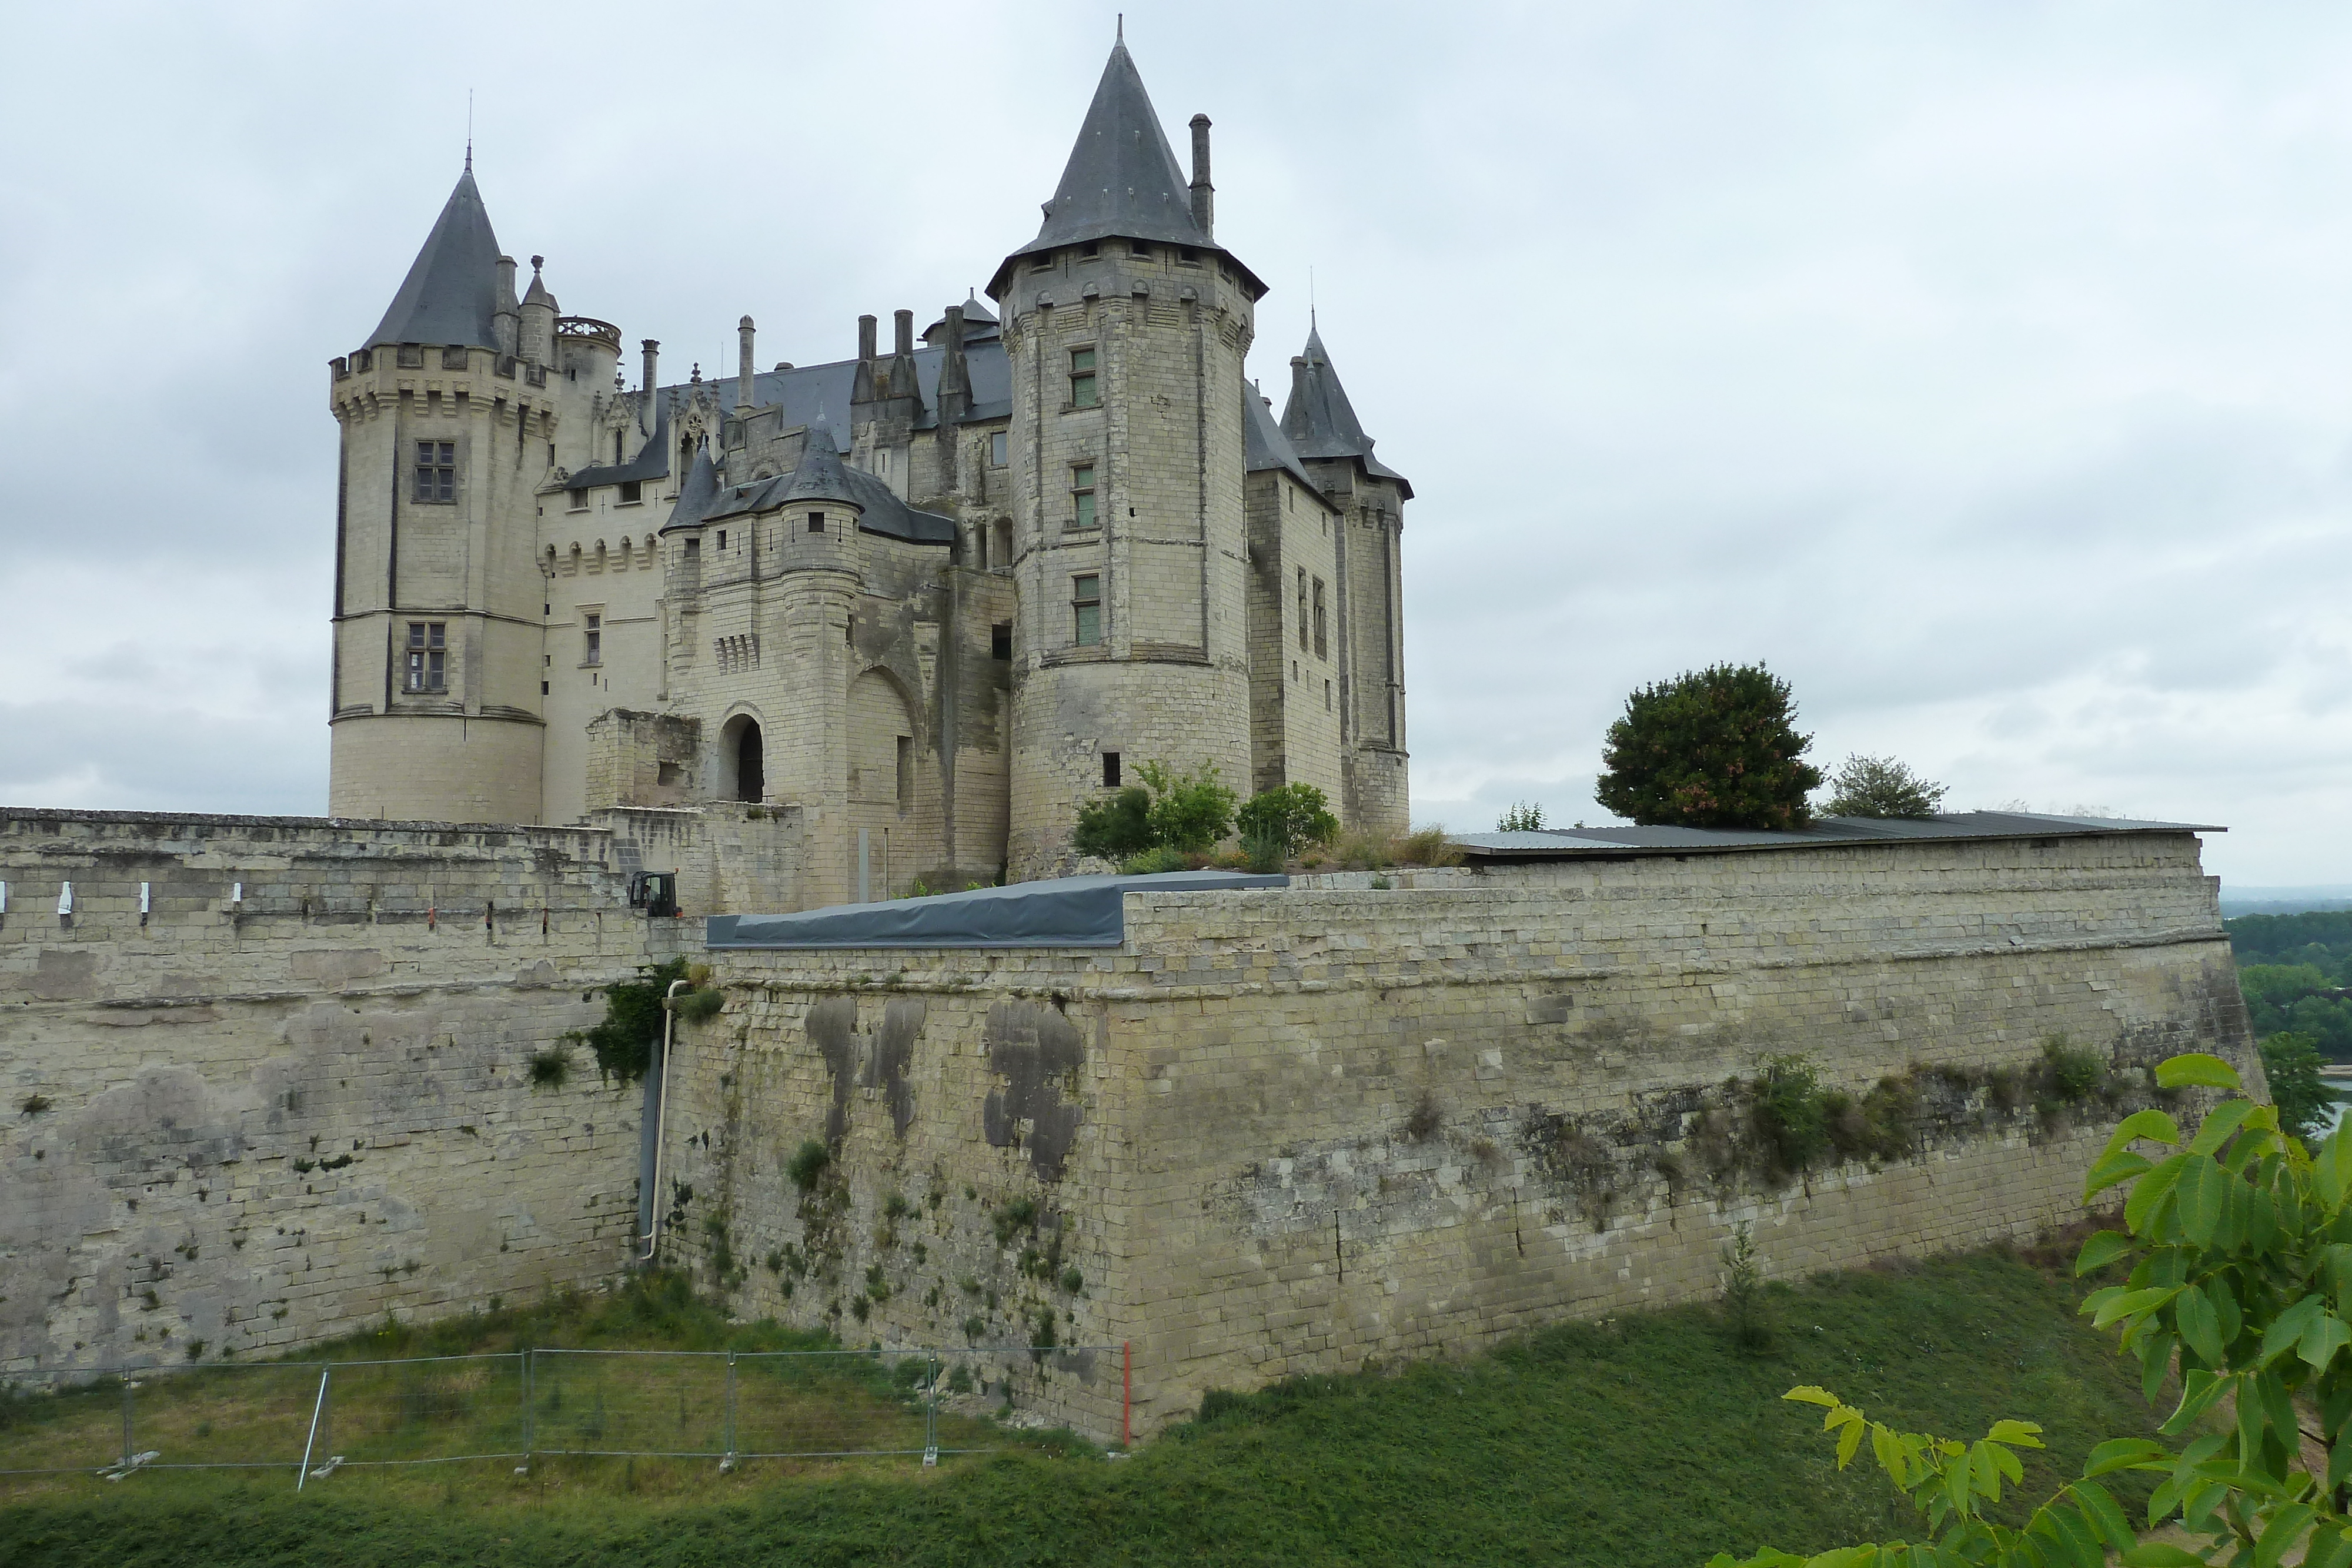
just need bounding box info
[659,830,2256,1440]
[0,810,684,1374]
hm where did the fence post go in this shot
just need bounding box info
[520,1349,533,1466]
[923,1352,939,1467]
[723,1350,737,1466]
[298,1363,332,1490]
[120,1372,133,1470]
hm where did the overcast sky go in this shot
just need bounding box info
[2,1,2347,885]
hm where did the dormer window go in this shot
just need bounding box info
[413,441,455,504]
[808,511,826,533]
[1176,246,1200,266]
[567,487,587,512]
[619,480,642,505]
[1069,347,1098,409]
[990,430,1008,467]
[1079,241,1100,259]
[1129,243,1152,261]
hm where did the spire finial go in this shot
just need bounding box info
[465,88,473,172]
[1117,13,1124,42]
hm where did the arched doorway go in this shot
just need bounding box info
[735,720,764,803]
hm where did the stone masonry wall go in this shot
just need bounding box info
[660,830,2257,1441]
[0,809,683,1375]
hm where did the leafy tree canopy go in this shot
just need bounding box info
[1498,801,1546,832]
[1595,663,1823,830]
[1822,754,1949,820]
[2259,1031,2332,1142]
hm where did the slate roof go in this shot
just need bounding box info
[989,41,1264,299]
[368,166,505,352]
[1281,322,1411,497]
[690,425,958,547]
[1242,386,1328,502]
[778,419,861,506]
[1452,811,2224,861]
[659,446,721,535]
[707,870,1289,951]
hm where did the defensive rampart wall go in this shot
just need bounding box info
[659,830,2257,1439]
[0,810,686,1374]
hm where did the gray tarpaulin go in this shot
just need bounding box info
[703,870,1290,950]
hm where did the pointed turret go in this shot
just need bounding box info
[781,419,861,507]
[1281,323,1411,497]
[367,166,505,351]
[660,444,722,534]
[988,38,1264,298]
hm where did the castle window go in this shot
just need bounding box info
[683,537,700,564]
[1176,246,1199,267]
[1068,347,1098,408]
[718,530,727,550]
[808,511,824,533]
[990,430,1007,467]
[441,346,467,369]
[566,488,587,512]
[1102,751,1121,788]
[403,622,446,693]
[397,345,425,369]
[1325,679,1333,711]
[1079,240,1100,259]
[991,622,1011,660]
[1297,569,1308,652]
[896,736,913,808]
[1072,574,1101,646]
[583,613,602,666]
[1312,579,1328,659]
[1128,243,1152,261]
[876,449,891,477]
[614,432,626,465]
[618,480,642,505]
[413,441,455,504]
[1071,464,1097,530]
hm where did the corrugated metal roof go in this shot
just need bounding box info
[1452,811,2224,860]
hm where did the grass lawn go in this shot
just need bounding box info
[0,1245,2162,1567]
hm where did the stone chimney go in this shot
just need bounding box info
[737,316,756,412]
[493,256,519,357]
[892,308,917,402]
[937,303,970,424]
[640,339,659,396]
[1189,114,1214,238]
[851,313,878,404]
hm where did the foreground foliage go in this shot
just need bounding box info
[1822,754,1949,820]
[0,1252,2153,1567]
[1712,1049,2352,1568]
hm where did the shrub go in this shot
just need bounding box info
[526,1045,572,1091]
[1595,662,1823,830]
[1720,1221,1775,1353]
[2039,1035,2107,1104]
[1750,1054,1830,1178]
[1497,801,1545,832]
[1820,753,1948,819]
[786,1139,830,1193]
[1391,827,1464,867]
[673,987,726,1024]
[1404,1090,1442,1142]
[1135,760,1237,852]
[1073,787,1154,860]
[1117,845,1190,875]
[1237,783,1340,869]
[582,956,690,1083]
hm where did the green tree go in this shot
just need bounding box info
[1072,786,1154,860]
[1237,784,1340,870]
[1709,1049,2352,1568]
[2260,1030,2331,1142]
[1498,801,1546,832]
[1595,663,1824,831]
[1135,760,1237,852]
[1822,754,1949,819]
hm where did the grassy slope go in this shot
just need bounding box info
[0,1248,2160,1568]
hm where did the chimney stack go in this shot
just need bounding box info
[1188,114,1214,237]
[737,316,756,412]
[1290,353,1311,407]
[938,303,970,423]
[641,339,660,396]
[494,256,519,356]
[893,308,914,359]
[852,313,878,404]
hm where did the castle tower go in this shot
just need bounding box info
[989,38,1267,875]
[1280,323,1412,837]
[326,163,554,823]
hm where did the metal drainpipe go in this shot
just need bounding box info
[636,979,691,1263]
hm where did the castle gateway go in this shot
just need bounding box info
[325,40,1410,904]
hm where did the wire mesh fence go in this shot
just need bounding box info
[0,1343,1124,1483]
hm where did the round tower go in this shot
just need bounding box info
[325,162,548,824]
[990,39,1265,877]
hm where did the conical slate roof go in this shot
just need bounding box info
[991,41,1263,299]
[659,444,722,535]
[779,419,862,507]
[368,166,504,351]
[1281,322,1411,497]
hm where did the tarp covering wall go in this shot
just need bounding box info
[704,870,1290,950]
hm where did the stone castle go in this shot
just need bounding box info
[325,39,1411,904]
